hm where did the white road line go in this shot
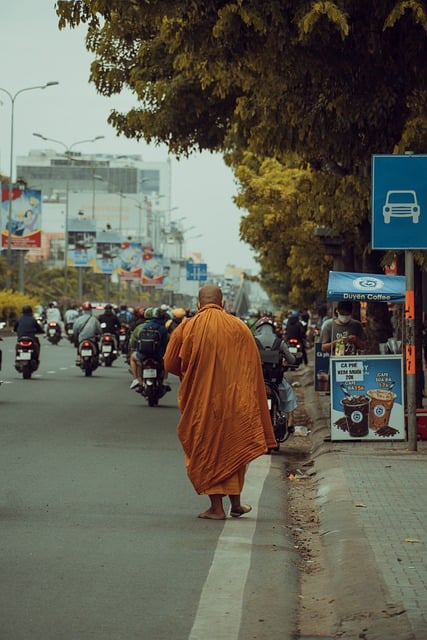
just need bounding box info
[188,455,271,640]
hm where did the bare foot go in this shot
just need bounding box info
[197,508,226,520]
[230,504,252,518]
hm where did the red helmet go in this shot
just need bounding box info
[255,316,274,329]
[81,301,92,310]
[137,307,146,318]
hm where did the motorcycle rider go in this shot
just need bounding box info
[117,304,133,325]
[64,304,79,326]
[46,301,63,331]
[253,316,298,428]
[14,305,45,362]
[72,302,102,364]
[97,303,121,352]
[285,310,308,365]
[129,306,170,391]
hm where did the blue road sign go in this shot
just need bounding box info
[372,154,427,249]
[186,262,208,281]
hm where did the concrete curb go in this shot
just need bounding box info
[301,369,415,639]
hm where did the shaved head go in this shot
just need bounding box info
[198,284,223,307]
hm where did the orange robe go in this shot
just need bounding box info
[164,304,276,494]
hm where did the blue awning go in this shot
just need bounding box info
[326,271,406,303]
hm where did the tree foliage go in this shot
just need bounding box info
[55,1,427,305]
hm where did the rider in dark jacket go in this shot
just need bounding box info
[97,304,121,350]
[14,305,44,360]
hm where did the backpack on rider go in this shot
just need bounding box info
[136,326,162,357]
[254,336,284,383]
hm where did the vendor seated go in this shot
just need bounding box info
[320,301,367,356]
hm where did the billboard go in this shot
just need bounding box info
[1,187,42,249]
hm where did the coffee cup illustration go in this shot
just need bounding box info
[367,389,396,430]
[316,370,329,392]
[341,395,370,437]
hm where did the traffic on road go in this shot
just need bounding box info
[0,335,298,640]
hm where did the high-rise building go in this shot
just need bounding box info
[15,149,173,257]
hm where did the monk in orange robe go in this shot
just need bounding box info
[164,284,276,520]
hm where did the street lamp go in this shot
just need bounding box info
[92,173,104,220]
[0,81,59,289]
[32,132,104,297]
[121,194,148,242]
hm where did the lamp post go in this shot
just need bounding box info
[0,82,59,289]
[32,132,104,297]
[121,194,147,242]
[92,172,104,220]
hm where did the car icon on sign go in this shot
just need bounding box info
[382,190,420,224]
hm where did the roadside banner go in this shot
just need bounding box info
[1,187,42,249]
[67,218,97,267]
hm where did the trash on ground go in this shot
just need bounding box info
[293,425,310,436]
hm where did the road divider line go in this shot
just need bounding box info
[188,455,271,639]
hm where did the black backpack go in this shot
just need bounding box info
[137,326,162,357]
[255,336,283,383]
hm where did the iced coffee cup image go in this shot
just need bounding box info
[367,389,396,430]
[316,370,330,392]
[340,395,370,437]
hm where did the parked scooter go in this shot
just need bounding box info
[15,336,40,379]
[77,338,99,377]
[46,321,62,345]
[136,355,168,407]
[100,332,118,367]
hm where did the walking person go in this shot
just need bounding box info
[164,284,276,520]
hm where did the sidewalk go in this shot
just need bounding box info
[293,363,426,640]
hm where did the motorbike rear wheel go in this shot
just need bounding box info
[23,365,32,380]
[265,382,285,451]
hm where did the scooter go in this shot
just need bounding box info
[137,356,169,407]
[284,338,304,370]
[77,338,99,377]
[118,325,130,358]
[46,321,62,345]
[15,336,40,379]
[258,348,293,451]
[65,322,75,342]
[100,332,118,367]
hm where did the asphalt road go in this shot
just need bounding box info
[0,335,298,640]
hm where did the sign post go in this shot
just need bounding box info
[372,154,427,451]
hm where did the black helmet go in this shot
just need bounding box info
[22,304,32,314]
[104,304,113,311]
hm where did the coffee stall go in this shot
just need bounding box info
[321,271,406,441]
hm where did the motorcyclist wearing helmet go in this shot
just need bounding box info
[97,304,121,352]
[285,310,308,365]
[72,302,102,363]
[117,304,133,324]
[46,301,63,332]
[253,316,298,428]
[14,305,44,361]
[129,306,170,390]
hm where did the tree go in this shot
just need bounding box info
[56,1,427,298]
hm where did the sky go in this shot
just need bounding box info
[0,1,259,275]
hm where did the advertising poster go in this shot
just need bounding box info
[67,218,97,267]
[1,188,42,249]
[314,343,330,393]
[142,253,164,287]
[330,355,404,441]
[95,231,122,274]
[118,242,143,281]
